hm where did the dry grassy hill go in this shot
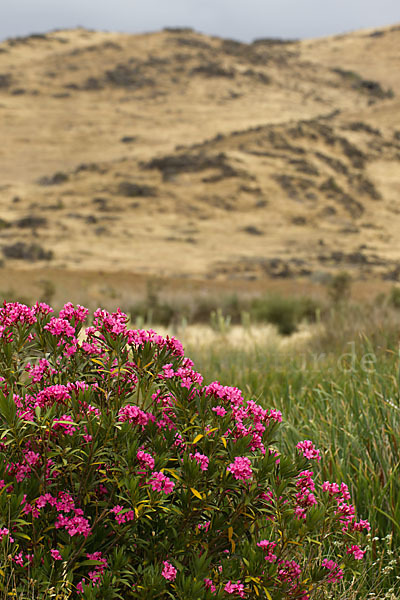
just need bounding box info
[0,24,399,303]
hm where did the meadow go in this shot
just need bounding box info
[0,286,400,598]
[180,303,400,599]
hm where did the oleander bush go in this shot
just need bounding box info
[0,302,369,598]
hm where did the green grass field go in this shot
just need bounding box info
[183,326,400,599]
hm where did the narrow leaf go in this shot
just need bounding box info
[191,488,203,500]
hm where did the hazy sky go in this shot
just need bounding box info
[1,0,400,43]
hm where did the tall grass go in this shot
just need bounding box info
[186,339,400,598]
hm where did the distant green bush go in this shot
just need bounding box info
[250,295,319,335]
[327,272,352,304]
[389,286,400,309]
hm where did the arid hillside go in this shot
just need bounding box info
[0,24,399,299]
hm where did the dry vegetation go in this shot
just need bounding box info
[0,24,399,301]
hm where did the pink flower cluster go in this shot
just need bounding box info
[25,358,56,383]
[294,470,317,520]
[149,471,175,494]
[198,520,210,532]
[117,405,151,426]
[110,505,135,525]
[50,548,62,560]
[228,456,253,481]
[190,452,209,471]
[257,539,277,562]
[76,552,108,593]
[55,513,91,538]
[277,559,302,583]
[204,577,217,592]
[212,405,227,417]
[17,491,92,539]
[137,450,155,470]
[160,362,203,388]
[93,307,128,336]
[205,383,282,454]
[126,328,184,357]
[59,302,89,323]
[322,480,370,534]
[224,580,245,597]
[0,302,37,329]
[161,560,177,581]
[44,317,76,338]
[13,551,34,567]
[0,527,14,543]
[34,384,71,408]
[6,456,39,483]
[52,414,77,436]
[296,440,321,462]
[346,544,366,560]
[322,559,344,582]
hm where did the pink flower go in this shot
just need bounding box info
[224,580,245,597]
[228,456,252,481]
[126,328,184,357]
[322,481,340,496]
[257,540,277,562]
[137,450,155,471]
[322,559,344,582]
[33,302,53,316]
[335,501,356,529]
[44,317,76,338]
[161,363,175,378]
[267,408,282,423]
[14,551,24,566]
[59,302,88,323]
[110,505,135,525]
[0,527,14,543]
[353,519,371,532]
[55,513,91,538]
[212,405,227,417]
[52,414,77,436]
[149,471,175,494]
[162,560,177,581]
[190,452,209,471]
[51,548,62,560]
[76,581,84,594]
[0,302,36,326]
[296,470,315,492]
[296,440,321,462]
[56,492,76,513]
[204,577,216,592]
[117,405,150,426]
[203,382,244,408]
[25,358,55,383]
[347,545,365,560]
[93,308,128,336]
[174,433,186,450]
[24,451,40,466]
[277,560,301,583]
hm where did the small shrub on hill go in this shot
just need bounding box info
[327,272,352,304]
[389,286,400,309]
[250,295,319,335]
[0,302,368,598]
